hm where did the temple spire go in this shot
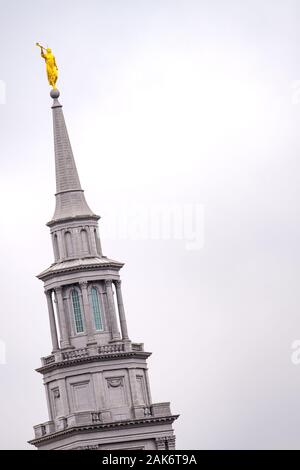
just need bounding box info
[49,89,97,224]
[31,53,178,448]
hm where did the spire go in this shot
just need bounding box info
[48,89,98,225]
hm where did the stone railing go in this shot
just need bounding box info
[41,341,146,367]
[132,402,171,419]
[98,343,125,354]
[131,343,144,351]
[33,402,173,438]
[91,412,102,423]
[62,348,89,360]
[42,355,55,365]
[151,402,172,417]
[34,411,108,437]
[33,421,55,438]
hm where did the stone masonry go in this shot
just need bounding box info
[29,88,179,450]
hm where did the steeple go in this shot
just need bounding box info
[49,89,97,224]
[30,87,178,451]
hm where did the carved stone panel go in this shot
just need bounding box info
[105,376,126,408]
[71,381,92,412]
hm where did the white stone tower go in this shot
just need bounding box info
[29,89,178,450]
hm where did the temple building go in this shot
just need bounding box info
[29,88,178,450]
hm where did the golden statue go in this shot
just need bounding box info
[36,43,58,88]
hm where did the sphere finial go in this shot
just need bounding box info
[50,88,60,99]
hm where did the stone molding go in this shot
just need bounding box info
[29,415,179,446]
[36,350,152,374]
[37,261,124,281]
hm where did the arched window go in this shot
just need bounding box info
[71,289,84,333]
[91,287,103,331]
[65,231,73,257]
[81,229,90,254]
[53,233,59,261]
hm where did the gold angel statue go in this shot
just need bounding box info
[36,43,58,88]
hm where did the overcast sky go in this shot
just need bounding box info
[1,0,300,449]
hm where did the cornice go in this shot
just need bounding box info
[36,351,151,374]
[28,415,180,446]
[47,214,100,228]
[37,260,124,281]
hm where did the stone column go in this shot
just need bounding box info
[55,287,71,349]
[105,280,120,341]
[89,226,97,256]
[114,280,129,340]
[45,290,59,352]
[79,281,96,345]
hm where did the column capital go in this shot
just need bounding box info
[55,286,62,295]
[104,279,113,288]
[114,280,122,288]
[44,289,52,296]
[79,281,89,289]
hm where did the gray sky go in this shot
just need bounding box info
[1,0,300,449]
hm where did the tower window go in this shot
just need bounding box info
[65,231,73,257]
[71,289,84,333]
[53,233,59,261]
[81,229,90,254]
[91,287,103,331]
